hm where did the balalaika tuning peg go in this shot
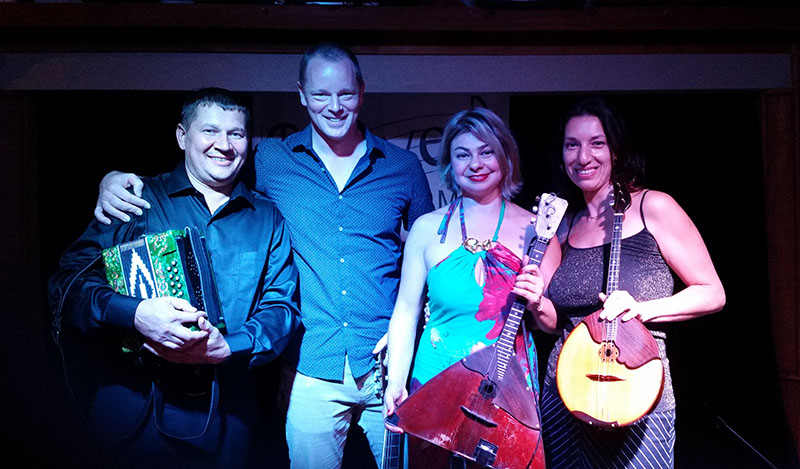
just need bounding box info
[532,205,539,214]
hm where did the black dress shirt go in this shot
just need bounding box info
[50,161,300,368]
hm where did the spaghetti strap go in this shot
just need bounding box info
[438,198,460,244]
[491,200,506,242]
[640,190,651,232]
[440,197,507,245]
[565,212,576,236]
[458,198,506,243]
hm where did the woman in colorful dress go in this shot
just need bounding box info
[539,97,726,468]
[383,107,560,467]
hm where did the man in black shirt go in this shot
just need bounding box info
[49,88,300,468]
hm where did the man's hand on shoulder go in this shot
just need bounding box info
[134,297,208,350]
[94,171,151,225]
[144,316,231,365]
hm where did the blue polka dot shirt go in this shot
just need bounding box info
[254,125,433,380]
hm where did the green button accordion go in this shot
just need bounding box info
[102,227,226,351]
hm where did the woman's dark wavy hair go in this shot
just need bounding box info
[554,97,646,208]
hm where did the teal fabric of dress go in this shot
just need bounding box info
[409,198,540,400]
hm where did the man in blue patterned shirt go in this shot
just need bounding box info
[93,44,433,468]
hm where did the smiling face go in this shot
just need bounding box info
[450,131,503,200]
[562,114,613,199]
[177,103,248,194]
[298,56,364,143]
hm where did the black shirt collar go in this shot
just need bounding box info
[164,161,255,207]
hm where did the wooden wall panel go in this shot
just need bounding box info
[0,93,49,455]
[761,50,800,457]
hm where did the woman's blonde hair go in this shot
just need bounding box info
[439,107,522,199]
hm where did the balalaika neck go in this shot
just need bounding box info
[493,235,548,382]
[607,212,624,295]
[602,211,625,342]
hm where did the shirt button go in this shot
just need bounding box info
[341,290,347,295]
[338,226,343,232]
[338,195,343,200]
[340,258,345,263]
[343,322,348,327]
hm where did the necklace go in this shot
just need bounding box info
[459,198,506,254]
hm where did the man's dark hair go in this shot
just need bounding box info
[181,87,251,133]
[299,42,363,88]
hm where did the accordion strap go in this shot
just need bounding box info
[51,254,103,346]
[151,366,220,440]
